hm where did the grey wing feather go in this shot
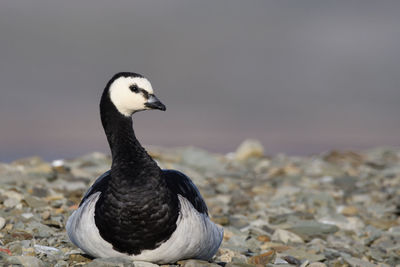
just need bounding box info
[79,170,110,207]
[163,169,208,215]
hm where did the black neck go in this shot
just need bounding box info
[100,92,159,180]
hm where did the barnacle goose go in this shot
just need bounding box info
[66,72,223,264]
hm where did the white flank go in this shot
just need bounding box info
[109,76,154,116]
[66,193,223,264]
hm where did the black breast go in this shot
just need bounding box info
[94,166,180,255]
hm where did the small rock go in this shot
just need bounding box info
[32,186,49,198]
[54,260,69,267]
[41,210,51,220]
[180,147,223,172]
[15,256,45,267]
[53,180,87,192]
[339,205,359,216]
[271,229,304,244]
[4,197,20,208]
[2,190,23,201]
[179,259,219,267]
[308,263,327,267]
[212,215,229,226]
[133,261,160,267]
[343,256,378,267]
[257,235,271,242]
[68,254,91,263]
[24,195,47,209]
[34,244,62,256]
[283,255,301,265]
[287,221,339,241]
[0,217,6,230]
[235,139,264,161]
[248,250,275,265]
[282,248,325,262]
[225,263,256,267]
[86,257,136,267]
[21,213,34,219]
[274,257,289,264]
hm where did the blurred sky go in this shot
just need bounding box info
[1,0,400,162]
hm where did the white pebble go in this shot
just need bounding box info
[0,217,5,230]
[51,159,64,167]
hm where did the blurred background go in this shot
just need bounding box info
[1,0,399,162]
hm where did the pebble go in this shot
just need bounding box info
[286,221,339,241]
[248,250,275,265]
[15,256,44,267]
[178,259,220,267]
[4,197,20,208]
[308,263,327,267]
[24,195,47,209]
[86,257,136,267]
[0,143,399,266]
[34,244,62,256]
[271,229,304,244]
[235,139,264,161]
[0,217,6,230]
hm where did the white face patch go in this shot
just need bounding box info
[109,76,154,116]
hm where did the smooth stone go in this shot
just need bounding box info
[68,254,91,263]
[0,217,6,230]
[235,139,264,161]
[319,215,364,232]
[225,263,256,267]
[4,197,20,208]
[32,186,49,197]
[34,244,62,256]
[25,221,54,238]
[133,261,160,267]
[178,259,220,267]
[85,257,135,267]
[248,250,275,265]
[15,256,45,267]
[282,255,301,265]
[24,195,47,209]
[281,248,325,262]
[54,260,69,267]
[343,256,378,267]
[21,213,34,219]
[2,190,23,201]
[7,241,23,255]
[308,263,327,267]
[286,221,339,241]
[271,229,304,244]
[53,180,87,192]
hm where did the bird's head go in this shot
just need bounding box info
[105,72,166,116]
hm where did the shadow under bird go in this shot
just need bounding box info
[66,72,223,264]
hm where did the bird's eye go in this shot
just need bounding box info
[129,84,139,93]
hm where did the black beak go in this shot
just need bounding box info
[145,95,166,111]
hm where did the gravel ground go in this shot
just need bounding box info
[0,139,399,267]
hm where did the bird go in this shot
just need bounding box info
[66,72,223,264]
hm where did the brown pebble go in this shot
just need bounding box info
[11,231,33,240]
[5,224,13,231]
[55,207,65,214]
[340,205,358,216]
[257,235,271,242]
[248,250,276,265]
[308,263,327,267]
[69,254,91,263]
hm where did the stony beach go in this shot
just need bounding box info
[0,140,399,267]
